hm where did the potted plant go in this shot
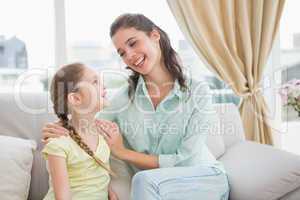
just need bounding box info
[279,79,300,117]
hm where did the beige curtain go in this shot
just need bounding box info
[168,0,285,145]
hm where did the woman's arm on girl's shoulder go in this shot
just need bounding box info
[48,155,71,200]
[95,120,159,170]
[41,122,69,144]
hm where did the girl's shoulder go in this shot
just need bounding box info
[47,136,73,145]
[42,136,73,159]
[43,136,73,152]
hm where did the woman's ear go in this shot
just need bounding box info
[67,93,81,107]
[150,29,160,42]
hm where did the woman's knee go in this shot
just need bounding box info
[131,171,153,187]
[131,171,161,200]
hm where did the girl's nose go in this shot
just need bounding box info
[102,88,107,97]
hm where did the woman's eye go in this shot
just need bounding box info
[129,41,136,47]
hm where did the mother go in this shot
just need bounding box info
[43,13,229,200]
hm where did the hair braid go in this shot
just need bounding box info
[51,63,116,177]
[58,114,116,177]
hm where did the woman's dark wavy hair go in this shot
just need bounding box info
[110,13,188,99]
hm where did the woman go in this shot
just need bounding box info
[43,13,229,200]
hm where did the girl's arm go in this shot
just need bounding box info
[108,183,119,200]
[48,155,71,200]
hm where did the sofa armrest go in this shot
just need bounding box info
[219,141,300,200]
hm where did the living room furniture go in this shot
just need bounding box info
[1,92,300,200]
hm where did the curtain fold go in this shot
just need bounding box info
[168,0,285,144]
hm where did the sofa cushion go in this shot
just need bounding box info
[0,135,36,200]
[220,141,300,200]
[206,132,226,159]
[280,188,300,200]
[202,103,226,159]
[214,103,245,149]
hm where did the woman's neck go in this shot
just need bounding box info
[143,62,175,109]
[144,61,174,88]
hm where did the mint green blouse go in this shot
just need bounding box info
[96,76,223,172]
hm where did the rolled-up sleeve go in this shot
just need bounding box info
[159,84,218,168]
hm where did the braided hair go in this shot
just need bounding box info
[50,63,115,176]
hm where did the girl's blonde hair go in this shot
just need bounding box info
[50,62,115,176]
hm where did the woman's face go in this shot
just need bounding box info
[70,67,108,114]
[112,27,161,75]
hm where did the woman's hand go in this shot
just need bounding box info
[108,184,118,200]
[96,119,159,170]
[42,121,69,144]
[95,119,126,159]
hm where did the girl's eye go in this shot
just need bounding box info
[93,79,98,85]
[119,52,125,57]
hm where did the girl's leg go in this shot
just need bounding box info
[130,165,229,200]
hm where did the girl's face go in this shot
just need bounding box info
[69,67,108,115]
[112,27,161,75]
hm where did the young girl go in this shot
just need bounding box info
[42,63,118,200]
[43,14,229,200]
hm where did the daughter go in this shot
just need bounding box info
[42,63,118,200]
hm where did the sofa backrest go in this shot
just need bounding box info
[0,91,245,200]
[0,92,56,200]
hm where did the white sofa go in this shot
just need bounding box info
[1,91,300,200]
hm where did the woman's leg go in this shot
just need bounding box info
[130,165,229,200]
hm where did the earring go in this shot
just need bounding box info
[67,114,72,120]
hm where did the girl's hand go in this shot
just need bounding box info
[108,185,118,200]
[95,119,126,159]
[41,121,69,144]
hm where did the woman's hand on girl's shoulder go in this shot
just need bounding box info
[41,121,69,145]
[95,119,120,140]
[95,119,126,159]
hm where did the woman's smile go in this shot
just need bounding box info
[133,55,145,68]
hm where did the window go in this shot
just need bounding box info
[279,0,300,154]
[0,0,55,92]
[0,0,239,104]
[65,0,239,104]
